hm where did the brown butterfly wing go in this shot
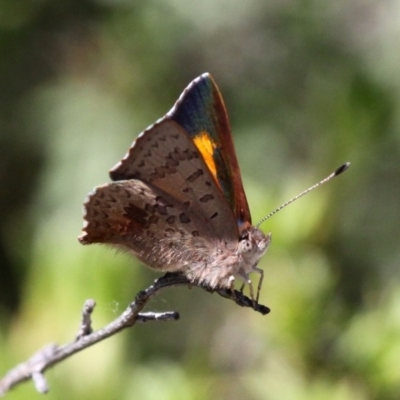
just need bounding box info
[112,73,251,229]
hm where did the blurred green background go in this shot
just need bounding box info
[1,1,400,399]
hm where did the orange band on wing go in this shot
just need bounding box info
[193,131,218,182]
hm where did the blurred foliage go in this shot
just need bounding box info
[1,0,400,399]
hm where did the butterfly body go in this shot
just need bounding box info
[79,73,271,298]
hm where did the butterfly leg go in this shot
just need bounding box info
[252,267,264,303]
[238,272,256,307]
[228,275,236,299]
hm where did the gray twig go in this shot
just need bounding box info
[0,273,269,396]
[75,299,96,340]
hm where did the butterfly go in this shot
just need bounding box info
[78,73,270,302]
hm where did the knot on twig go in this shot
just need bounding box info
[134,290,148,305]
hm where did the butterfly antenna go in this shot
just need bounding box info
[256,162,350,228]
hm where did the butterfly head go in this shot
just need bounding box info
[237,226,271,268]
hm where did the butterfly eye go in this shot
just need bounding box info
[238,238,253,254]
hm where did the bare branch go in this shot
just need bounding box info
[0,273,269,396]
